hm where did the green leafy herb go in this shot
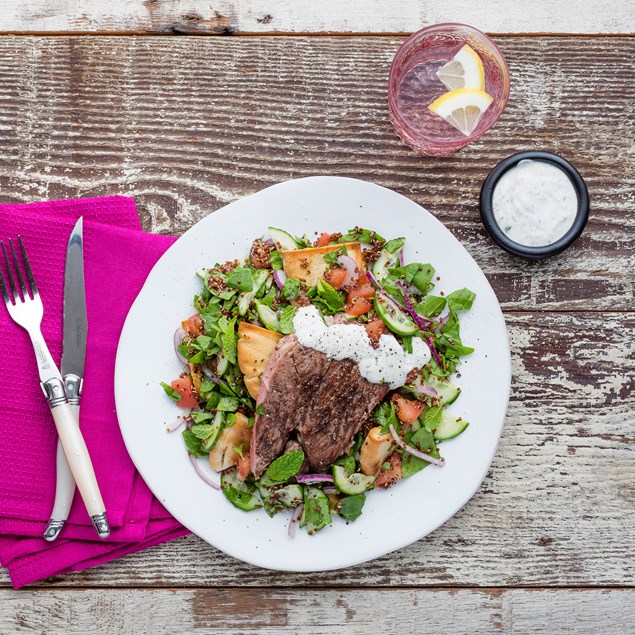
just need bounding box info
[255,404,266,416]
[282,278,301,301]
[384,237,405,254]
[423,406,442,431]
[416,295,446,318]
[402,335,413,354]
[322,245,348,267]
[270,250,283,270]
[338,494,366,522]
[160,382,182,403]
[226,268,253,292]
[401,428,439,478]
[264,449,305,484]
[234,443,245,459]
[279,305,298,335]
[191,412,213,424]
[222,317,237,364]
[446,288,476,312]
[217,396,239,412]
[334,454,356,475]
[381,461,391,471]
[191,423,214,440]
[338,227,385,244]
[182,428,207,457]
[315,279,344,313]
[294,234,314,249]
[374,401,399,435]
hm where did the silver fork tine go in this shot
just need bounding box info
[1,241,17,304]
[10,238,28,300]
[18,236,37,297]
[0,245,9,304]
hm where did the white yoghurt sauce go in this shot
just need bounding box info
[293,305,430,389]
[492,159,578,247]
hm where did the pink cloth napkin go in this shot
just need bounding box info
[0,197,189,588]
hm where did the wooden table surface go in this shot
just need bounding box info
[0,2,634,633]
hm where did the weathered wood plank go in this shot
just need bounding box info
[1,588,635,633]
[0,36,633,311]
[0,312,631,588]
[1,0,635,34]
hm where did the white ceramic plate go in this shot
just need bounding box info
[115,176,511,571]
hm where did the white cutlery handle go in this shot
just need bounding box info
[43,406,79,541]
[43,379,110,539]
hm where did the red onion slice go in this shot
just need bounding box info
[166,414,190,432]
[366,271,407,311]
[425,336,444,368]
[296,474,334,484]
[389,424,444,467]
[288,504,304,538]
[189,455,220,490]
[395,279,432,330]
[399,249,405,267]
[273,269,286,290]
[436,313,450,330]
[174,328,188,364]
[201,365,221,384]
[415,385,439,398]
[322,486,338,494]
[264,238,274,246]
[336,254,360,288]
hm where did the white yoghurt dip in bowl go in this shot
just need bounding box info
[480,151,589,259]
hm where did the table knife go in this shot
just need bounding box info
[44,218,97,540]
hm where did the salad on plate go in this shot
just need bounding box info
[161,226,476,535]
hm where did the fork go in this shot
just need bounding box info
[0,237,110,539]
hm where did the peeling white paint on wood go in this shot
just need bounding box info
[1,0,634,34]
[1,588,634,633]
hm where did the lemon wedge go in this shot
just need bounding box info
[428,88,493,136]
[436,44,485,91]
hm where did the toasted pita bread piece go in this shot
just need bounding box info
[280,242,364,287]
[237,322,282,399]
[209,412,252,471]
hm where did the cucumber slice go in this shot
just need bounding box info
[434,410,469,441]
[201,410,225,452]
[334,454,356,475]
[268,227,298,251]
[255,300,280,332]
[332,465,375,495]
[237,270,269,316]
[216,351,229,376]
[371,238,405,280]
[304,486,332,534]
[374,293,417,336]
[221,467,262,512]
[273,484,303,508]
[427,376,461,405]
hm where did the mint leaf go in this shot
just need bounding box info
[226,268,253,292]
[338,227,385,244]
[322,245,348,267]
[446,288,476,312]
[338,494,365,522]
[264,449,305,484]
[281,278,301,301]
[416,295,446,317]
[160,382,181,403]
[217,396,239,412]
[279,305,298,335]
[315,279,344,313]
[182,428,207,457]
[269,250,283,270]
[222,317,237,364]
[191,423,215,440]
[384,237,405,254]
[191,412,213,424]
[423,406,442,431]
[374,401,399,435]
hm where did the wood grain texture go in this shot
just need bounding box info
[2,588,635,633]
[1,0,635,34]
[0,36,633,311]
[0,312,632,589]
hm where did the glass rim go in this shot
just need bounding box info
[388,23,511,148]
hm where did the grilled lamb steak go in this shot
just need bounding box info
[249,334,389,477]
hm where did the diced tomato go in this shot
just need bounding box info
[392,394,425,423]
[376,452,402,489]
[182,313,204,337]
[324,267,348,289]
[365,317,385,343]
[316,232,331,247]
[346,296,373,316]
[171,377,199,409]
[237,454,251,481]
[347,283,375,301]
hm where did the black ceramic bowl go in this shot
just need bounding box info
[480,151,590,259]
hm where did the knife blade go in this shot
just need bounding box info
[44,217,88,541]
